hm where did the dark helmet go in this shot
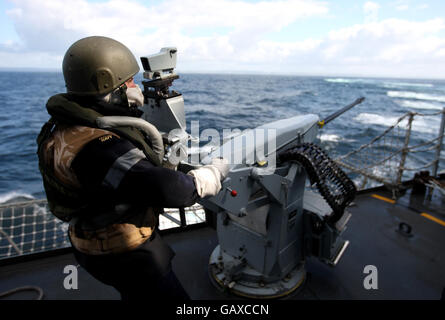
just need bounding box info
[62,36,140,96]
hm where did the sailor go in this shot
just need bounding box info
[36,36,228,300]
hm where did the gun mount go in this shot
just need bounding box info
[199,121,356,298]
[139,48,361,298]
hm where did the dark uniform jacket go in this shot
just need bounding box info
[41,123,198,255]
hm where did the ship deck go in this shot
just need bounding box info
[0,183,444,300]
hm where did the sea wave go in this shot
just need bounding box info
[387,91,445,102]
[319,134,341,142]
[383,82,433,89]
[324,78,369,84]
[0,191,35,204]
[353,113,439,134]
[394,99,444,110]
[318,134,355,143]
[370,160,400,183]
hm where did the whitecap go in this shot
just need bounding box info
[319,134,341,142]
[395,100,444,110]
[383,82,434,89]
[387,91,445,103]
[354,113,440,134]
[0,191,35,204]
[318,134,355,143]
[369,160,401,183]
[324,78,370,84]
[325,78,356,83]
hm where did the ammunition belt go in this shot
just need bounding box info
[279,143,356,223]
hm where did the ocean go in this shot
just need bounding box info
[1,72,444,204]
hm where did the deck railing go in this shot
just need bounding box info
[334,108,445,191]
[0,200,205,260]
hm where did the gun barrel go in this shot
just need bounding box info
[320,97,365,127]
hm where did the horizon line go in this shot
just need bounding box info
[0,67,444,81]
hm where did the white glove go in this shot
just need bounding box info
[188,158,229,198]
[209,157,230,180]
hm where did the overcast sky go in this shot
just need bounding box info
[1,0,444,79]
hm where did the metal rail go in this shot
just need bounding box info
[432,108,445,177]
[335,108,445,191]
[0,200,206,260]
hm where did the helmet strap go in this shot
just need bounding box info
[116,83,130,108]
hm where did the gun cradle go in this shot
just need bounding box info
[200,116,354,298]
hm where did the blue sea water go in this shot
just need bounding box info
[0,72,444,203]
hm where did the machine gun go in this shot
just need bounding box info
[139,48,364,298]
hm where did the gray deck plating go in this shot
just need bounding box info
[0,188,444,300]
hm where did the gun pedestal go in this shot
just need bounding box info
[198,114,317,299]
[207,163,308,298]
